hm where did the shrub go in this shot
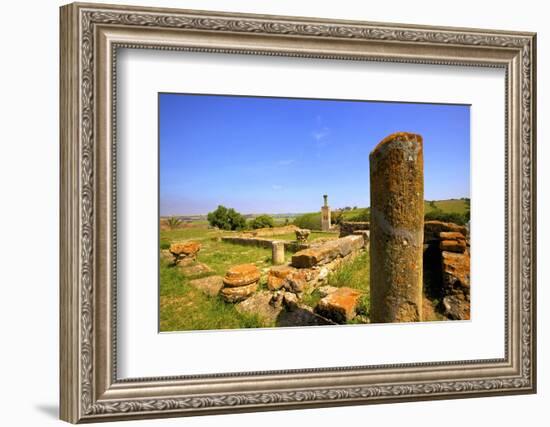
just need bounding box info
[250,214,275,229]
[207,205,247,230]
[160,238,170,250]
[293,212,321,230]
[331,210,344,225]
[345,208,370,222]
[424,209,467,226]
[166,216,182,230]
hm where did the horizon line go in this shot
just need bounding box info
[160,196,470,217]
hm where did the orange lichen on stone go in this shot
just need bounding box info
[440,239,467,253]
[315,287,362,323]
[169,241,201,257]
[267,265,308,292]
[291,235,364,268]
[424,221,468,241]
[223,263,261,287]
[369,132,424,323]
[439,231,466,240]
[267,265,293,290]
[371,132,423,153]
[441,251,470,289]
[220,282,258,303]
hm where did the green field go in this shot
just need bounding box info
[424,198,469,215]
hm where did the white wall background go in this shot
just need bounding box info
[0,0,545,426]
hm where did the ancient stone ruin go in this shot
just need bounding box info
[295,228,310,243]
[271,241,285,265]
[339,221,370,237]
[291,235,364,268]
[169,241,201,266]
[321,194,332,231]
[315,287,362,323]
[423,220,470,320]
[167,132,470,327]
[216,234,368,325]
[220,264,261,303]
[369,132,424,323]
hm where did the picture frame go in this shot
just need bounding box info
[59,2,537,423]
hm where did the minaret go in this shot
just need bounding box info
[321,194,331,231]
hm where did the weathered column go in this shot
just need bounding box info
[369,132,424,323]
[272,241,285,265]
[321,194,331,231]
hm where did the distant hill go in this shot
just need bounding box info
[294,198,470,230]
[165,199,470,228]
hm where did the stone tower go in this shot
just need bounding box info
[321,194,331,231]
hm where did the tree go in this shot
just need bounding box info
[250,214,275,229]
[293,212,321,230]
[207,205,247,230]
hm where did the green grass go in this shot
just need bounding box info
[160,224,291,331]
[159,258,267,331]
[340,208,370,222]
[424,198,468,215]
[160,225,221,241]
[326,251,371,319]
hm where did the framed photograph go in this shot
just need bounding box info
[60,2,537,423]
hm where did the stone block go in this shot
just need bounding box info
[189,276,224,297]
[179,262,213,278]
[223,263,261,287]
[235,291,283,324]
[315,287,362,324]
[220,282,258,303]
[441,251,470,291]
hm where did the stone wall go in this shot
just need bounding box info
[241,224,298,237]
[339,221,370,237]
[291,235,364,268]
[423,220,470,320]
[221,236,309,252]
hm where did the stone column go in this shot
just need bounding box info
[369,132,424,323]
[272,241,285,265]
[321,194,331,231]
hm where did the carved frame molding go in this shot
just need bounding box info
[60,2,536,423]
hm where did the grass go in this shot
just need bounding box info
[424,198,468,215]
[326,251,371,319]
[340,208,370,222]
[159,258,267,331]
[160,224,285,331]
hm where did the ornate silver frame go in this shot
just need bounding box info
[60,2,537,423]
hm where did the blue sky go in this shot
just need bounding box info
[159,93,470,215]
